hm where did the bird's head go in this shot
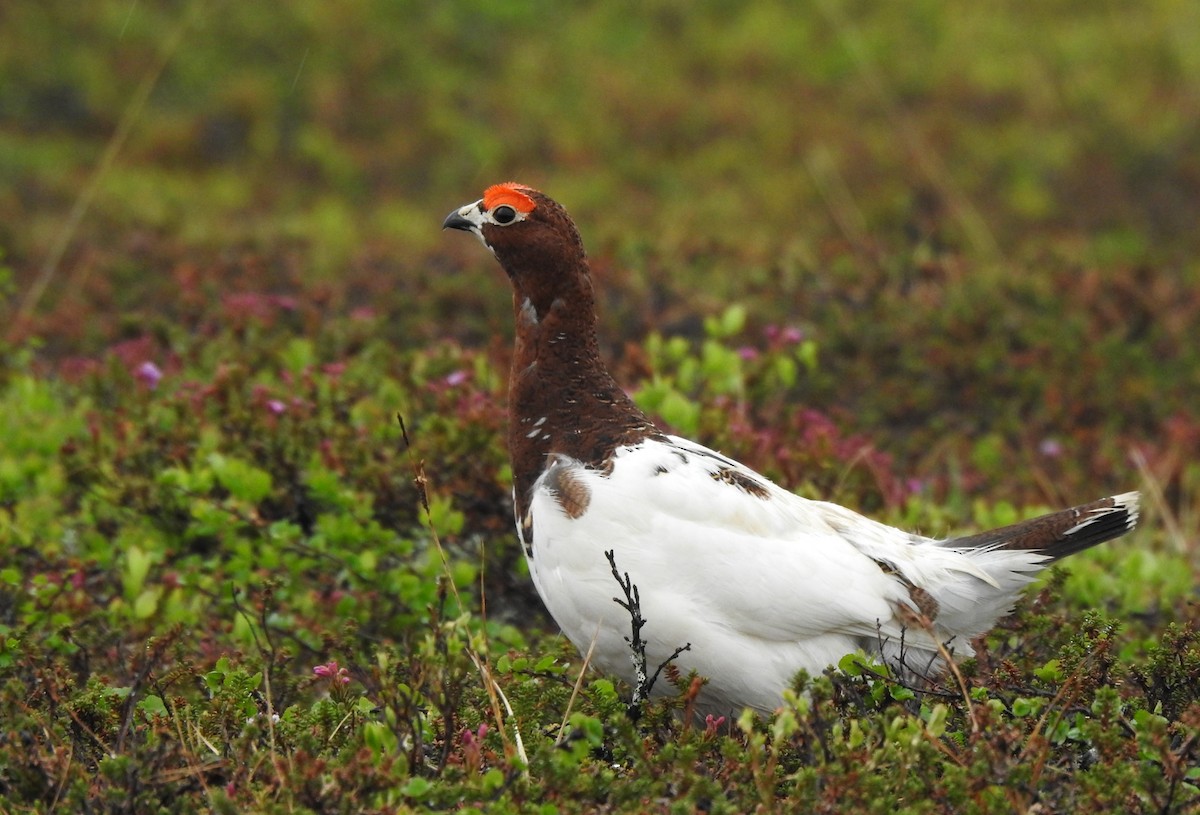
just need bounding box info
[443,183,588,293]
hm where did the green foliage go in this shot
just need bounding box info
[0,302,1195,813]
[2,0,1199,811]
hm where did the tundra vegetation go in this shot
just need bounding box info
[1,1,1198,812]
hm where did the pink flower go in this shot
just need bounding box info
[266,399,286,415]
[313,660,350,684]
[135,361,163,389]
[764,324,805,348]
[703,714,726,738]
[737,346,760,361]
[462,723,488,772]
[462,722,488,747]
[444,370,470,387]
[781,326,805,344]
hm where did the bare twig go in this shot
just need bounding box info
[605,549,691,719]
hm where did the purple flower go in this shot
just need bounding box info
[266,399,286,415]
[1039,438,1063,458]
[737,346,760,361]
[444,370,470,387]
[135,361,163,389]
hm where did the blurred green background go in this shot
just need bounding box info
[3,0,1199,497]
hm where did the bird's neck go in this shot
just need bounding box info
[506,284,661,521]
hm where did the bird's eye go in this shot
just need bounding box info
[492,205,517,225]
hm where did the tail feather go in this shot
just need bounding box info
[945,491,1140,561]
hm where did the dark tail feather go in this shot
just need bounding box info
[945,491,1140,561]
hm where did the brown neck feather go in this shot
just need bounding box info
[504,263,661,522]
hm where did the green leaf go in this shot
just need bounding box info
[567,712,604,748]
[400,777,433,798]
[925,703,948,737]
[133,587,162,619]
[208,453,273,504]
[838,652,866,676]
[125,545,153,598]
[705,303,747,338]
[657,388,700,435]
[281,337,315,374]
[772,355,797,388]
[425,493,465,537]
[364,721,399,758]
[138,694,168,718]
[589,678,617,703]
[481,767,505,793]
[797,339,819,373]
[1012,697,1042,718]
[1033,659,1063,682]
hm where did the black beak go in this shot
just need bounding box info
[443,210,475,231]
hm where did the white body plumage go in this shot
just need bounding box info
[523,436,1133,716]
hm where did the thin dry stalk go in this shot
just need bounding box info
[804,145,873,259]
[909,613,981,735]
[557,624,602,746]
[399,414,526,770]
[1132,447,1190,555]
[468,652,529,770]
[7,1,204,341]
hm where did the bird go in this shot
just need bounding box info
[443,182,1140,718]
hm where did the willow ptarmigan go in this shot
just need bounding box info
[443,182,1140,717]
